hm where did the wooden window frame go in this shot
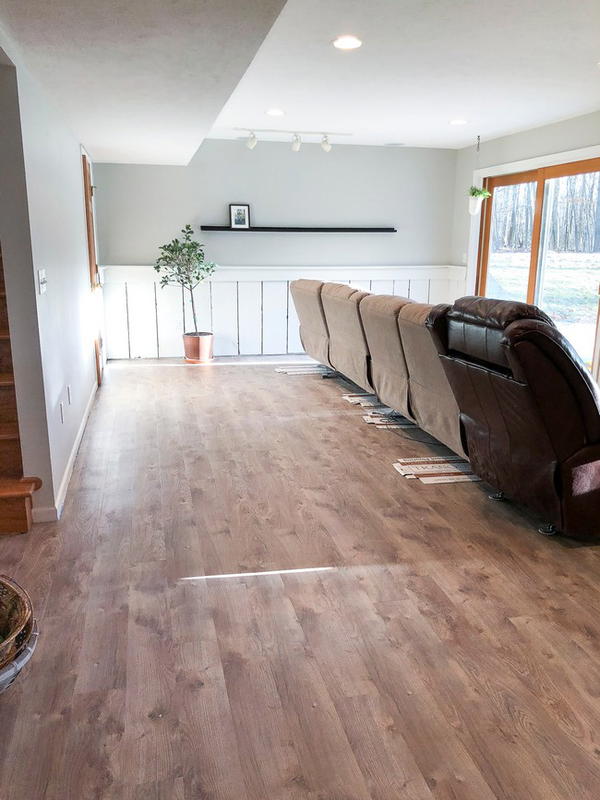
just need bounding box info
[476,156,600,304]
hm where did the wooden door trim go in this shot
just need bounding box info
[476,170,541,298]
[477,157,600,299]
[476,177,493,295]
[526,176,546,304]
[82,154,99,289]
[540,156,600,180]
[483,168,540,188]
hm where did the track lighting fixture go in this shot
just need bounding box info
[241,130,341,153]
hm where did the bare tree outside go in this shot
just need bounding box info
[486,172,600,367]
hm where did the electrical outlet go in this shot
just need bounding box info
[59,402,64,424]
[67,385,72,405]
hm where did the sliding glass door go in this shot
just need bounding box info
[535,169,600,368]
[478,158,600,371]
[480,174,539,302]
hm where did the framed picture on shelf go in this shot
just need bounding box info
[229,203,250,229]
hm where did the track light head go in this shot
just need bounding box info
[320,135,332,153]
[246,132,257,150]
[291,134,301,152]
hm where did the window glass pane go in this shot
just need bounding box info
[536,171,600,369]
[485,182,537,302]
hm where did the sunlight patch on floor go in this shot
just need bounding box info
[180,566,335,581]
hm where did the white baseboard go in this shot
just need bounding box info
[32,380,98,523]
[31,505,59,523]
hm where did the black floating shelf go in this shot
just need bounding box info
[200,225,397,233]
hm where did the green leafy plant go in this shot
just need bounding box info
[469,185,492,198]
[154,225,216,334]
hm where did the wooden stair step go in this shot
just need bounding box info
[0,476,42,534]
[0,373,15,386]
[0,476,42,499]
[0,422,18,440]
[0,332,9,340]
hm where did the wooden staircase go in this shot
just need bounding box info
[0,248,41,534]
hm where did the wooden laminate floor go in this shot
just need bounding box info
[2,360,600,799]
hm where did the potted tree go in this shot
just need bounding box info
[468,185,492,216]
[155,225,217,362]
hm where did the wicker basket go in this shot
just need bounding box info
[0,620,38,694]
[0,576,33,670]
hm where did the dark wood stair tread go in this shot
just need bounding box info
[0,373,14,386]
[0,476,42,498]
[0,422,18,440]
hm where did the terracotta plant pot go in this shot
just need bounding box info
[183,332,213,363]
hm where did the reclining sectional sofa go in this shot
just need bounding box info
[290,280,600,540]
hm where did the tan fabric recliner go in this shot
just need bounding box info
[360,294,415,420]
[289,279,332,367]
[321,283,372,392]
[398,303,466,458]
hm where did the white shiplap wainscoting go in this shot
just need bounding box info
[101,265,467,359]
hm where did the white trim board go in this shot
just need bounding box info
[100,264,468,360]
[466,144,600,294]
[32,379,98,523]
[472,144,600,182]
[102,264,468,283]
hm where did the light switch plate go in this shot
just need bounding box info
[38,269,47,295]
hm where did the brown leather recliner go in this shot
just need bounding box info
[321,283,373,392]
[427,297,600,540]
[289,279,332,367]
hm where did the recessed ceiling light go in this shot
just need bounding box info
[332,34,362,50]
[266,108,285,117]
[449,118,468,125]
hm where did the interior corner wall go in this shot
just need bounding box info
[451,110,600,270]
[94,139,457,267]
[0,39,97,517]
[0,59,54,509]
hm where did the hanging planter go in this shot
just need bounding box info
[468,185,491,216]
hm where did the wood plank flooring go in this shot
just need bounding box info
[1,359,600,799]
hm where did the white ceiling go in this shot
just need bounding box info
[209,0,600,149]
[0,0,286,164]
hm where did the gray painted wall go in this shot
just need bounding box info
[0,34,97,514]
[17,64,98,508]
[0,60,54,508]
[94,139,457,267]
[451,110,600,265]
